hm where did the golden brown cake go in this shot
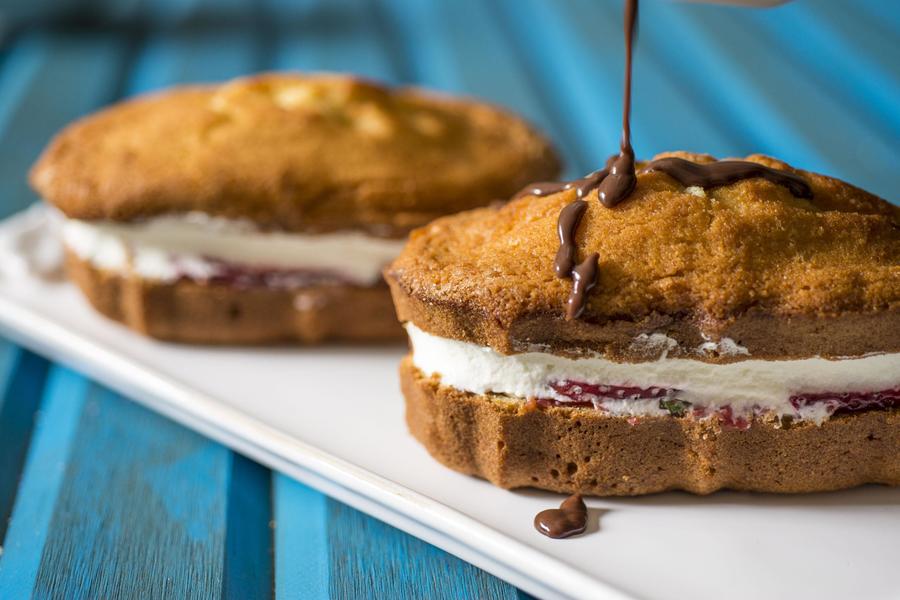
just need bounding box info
[386,152,900,495]
[30,72,560,343]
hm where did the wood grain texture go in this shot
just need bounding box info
[223,455,273,600]
[0,367,87,598]
[375,0,577,175]
[127,27,262,95]
[326,499,523,600]
[643,0,895,198]
[270,0,398,81]
[273,475,329,600]
[521,0,737,159]
[0,32,128,218]
[747,3,900,145]
[31,385,232,599]
[0,348,49,542]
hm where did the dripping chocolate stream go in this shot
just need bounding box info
[521,0,638,208]
[551,0,638,320]
[596,0,638,210]
[513,0,814,321]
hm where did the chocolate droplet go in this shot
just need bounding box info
[566,253,598,320]
[534,494,588,539]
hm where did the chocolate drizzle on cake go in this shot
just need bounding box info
[528,0,639,320]
[554,199,588,277]
[641,156,812,198]
[515,0,814,319]
[534,494,588,539]
[568,252,599,320]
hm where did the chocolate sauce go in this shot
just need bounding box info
[534,494,588,539]
[516,158,613,201]
[516,0,813,319]
[567,253,599,320]
[641,156,812,198]
[530,0,640,319]
[523,0,638,207]
[553,200,588,277]
[597,0,638,209]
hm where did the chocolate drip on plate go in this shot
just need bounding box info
[534,494,588,539]
[642,156,813,198]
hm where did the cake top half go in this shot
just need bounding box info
[386,152,899,362]
[30,72,560,237]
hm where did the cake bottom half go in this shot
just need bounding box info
[400,358,900,496]
[66,251,404,344]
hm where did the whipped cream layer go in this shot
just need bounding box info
[62,212,405,286]
[406,324,900,424]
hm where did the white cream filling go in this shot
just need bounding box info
[406,324,900,423]
[62,212,406,286]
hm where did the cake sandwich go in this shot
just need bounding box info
[386,151,899,495]
[29,73,559,343]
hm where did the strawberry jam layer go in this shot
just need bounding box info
[540,380,900,423]
[541,381,687,416]
[550,381,672,402]
[790,388,900,416]
[175,257,356,290]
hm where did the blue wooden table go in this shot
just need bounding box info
[0,1,896,598]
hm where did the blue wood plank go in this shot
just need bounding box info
[489,0,619,173]
[648,1,897,198]
[374,0,578,176]
[753,2,900,147]
[127,28,262,94]
[134,0,205,25]
[127,0,255,25]
[0,340,17,394]
[814,0,900,67]
[223,454,273,600]
[504,0,738,165]
[325,499,521,599]
[855,0,900,37]
[269,0,397,81]
[30,385,232,599]
[0,367,88,598]
[0,32,127,218]
[273,475,329,600]
[0,348,49,543]
[124,27,276,599]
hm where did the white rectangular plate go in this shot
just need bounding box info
[1,207,897,600]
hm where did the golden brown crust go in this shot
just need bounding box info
[67,251,404,343]
[31,73,560,237]
[387,152,900,360]
[401,359,900,496]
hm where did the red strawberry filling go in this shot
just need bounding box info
[790,388,900,415]
[539,381,686,414]
[550,381,672,402]
[539,380,900,425]
[174,257,355,289]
